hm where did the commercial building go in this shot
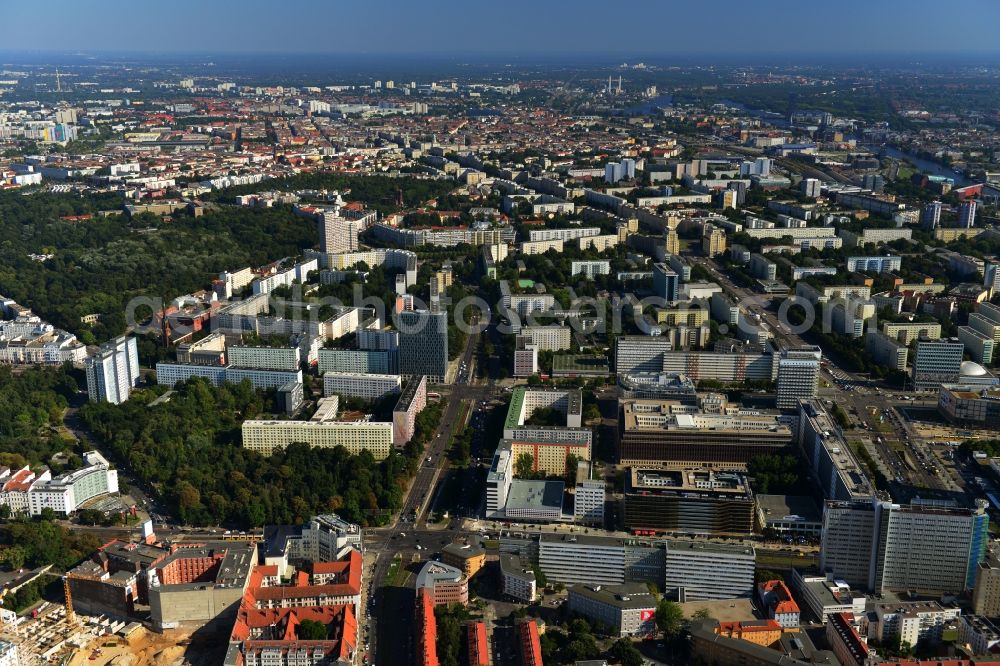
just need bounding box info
[615,336,674,375]
[441,542,485,579]
[26,451,119,517]
[789,571,866,625]
[939,384,1000,429]
[226,345,300,372]
[275,513,364,567]
[499,553,537,602]
[416,560,468,606]
[85,335,140,404]
[756,494,823,537]
[535,534,662,586]
[322,372,401,400]
[820,497,990,594]
[912,337,965,391]
[623,468,755,535]
[567,583,657,638]
[960,200,978,228]
[504,480,564,522]
[617,371,698,403]
[618,399,791,467]
[242,419,393,458]
[653,263,680,303]
[796,400,875,500]
[397,310,448,382]
[659,349,778,383]
[392,376,427,446]
[664,539,756,601]
[775,347,821,410]
[150,541,258,631]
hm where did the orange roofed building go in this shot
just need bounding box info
[223,549,362,666]
[519,619,543,666]
[467,621,488,666]
[715,620,786,647]
[757,579,801,628]
[416,588,439,666]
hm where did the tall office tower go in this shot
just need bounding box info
[398,310,448,383]
[85,335,140,404]
[800,178,822,198]
[320,208,362,254]
[775,346,821,410]
[959,200,978,229]
[821,497,989,595]
[652,263,679,303]
[665,229,680,256]
[921,201,943,230]
[912,336,964,391]
[985,262,1000,298]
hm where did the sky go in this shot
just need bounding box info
[2,0,1000,58]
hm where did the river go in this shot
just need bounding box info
[877,146,973,186]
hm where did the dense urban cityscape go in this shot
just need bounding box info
[4,3,1000,666]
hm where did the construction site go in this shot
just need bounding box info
[2,580,224,666]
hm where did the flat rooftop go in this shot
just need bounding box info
[626,467,752,498]
[756,494,822,524]
[506,480,564,512]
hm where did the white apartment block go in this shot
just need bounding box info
[578,234,620,251]
[227,345,301,371]
[486,442,514,516]
[27,451,118,517]
[85,335,140,404]
[527,227,601,242]
[520,239,564,255]
[520,325,572,351]
[500,554,537,602]
[571,261,611,278]
[322,372,402,400]
[574,479,605,525]
[242,419,393,458]
[882,321,942,345]
[513,336,538,377]
[155,363,302,391]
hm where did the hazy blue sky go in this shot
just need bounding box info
[3,0,1000,57]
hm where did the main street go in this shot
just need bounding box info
[366,325,499,665]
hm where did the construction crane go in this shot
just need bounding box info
[62,576,77,628]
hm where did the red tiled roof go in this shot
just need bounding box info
[519,620,543,666]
